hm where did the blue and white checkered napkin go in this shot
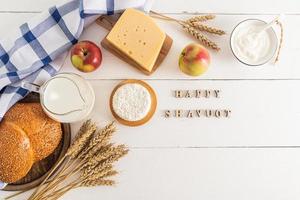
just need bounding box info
[0,0,154,121]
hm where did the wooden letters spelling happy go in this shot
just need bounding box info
[165,89,232,119]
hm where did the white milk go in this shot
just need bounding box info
[40,73,95,123]
[43,77,86,115]
[231,19,278,66]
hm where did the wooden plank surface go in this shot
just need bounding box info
[1,0,300,13]
[1,0,300,199]
[69,80,300,147]
[2,148,300,200]
[0,13,35,34]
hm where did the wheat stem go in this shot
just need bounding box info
[39,182,79,200]
[149,11,223,51]
[150,11,183,23]
[181,23,220,51]
[28,155,67,200]
[186,14,215,23]
[32,157,73,200]
[22,121,128,200]
[189,22,225,35]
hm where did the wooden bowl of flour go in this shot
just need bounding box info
[109,79,157,127]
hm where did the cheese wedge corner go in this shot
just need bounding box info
[106,8,166,72]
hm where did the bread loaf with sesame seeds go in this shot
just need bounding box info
[0,121,34,183]
[4,103,62,161]
[0,103,62,183]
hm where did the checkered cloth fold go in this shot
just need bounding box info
[0,0,154,121]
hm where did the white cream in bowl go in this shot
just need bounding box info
[230,19,278,66]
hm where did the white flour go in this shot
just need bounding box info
[112,83,151,121]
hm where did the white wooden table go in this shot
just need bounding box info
[1,0,300,199]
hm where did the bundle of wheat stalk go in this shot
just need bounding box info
[6,120,128,200]
[150,11,225,51]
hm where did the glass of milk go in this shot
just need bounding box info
[230,19,278,66]
[22,73,95,123]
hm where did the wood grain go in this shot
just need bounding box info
[0,0,300,13]
[71,80,300,147]
[28,148,300,200]
[1,0,300,199]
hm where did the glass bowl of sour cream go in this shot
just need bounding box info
[230,19,278,66]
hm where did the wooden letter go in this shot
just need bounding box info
[205,109,213,117]
[214,110,221,118]
[196,110,202,117]
[205,90,211,98]
[195,90,202,98]
[175,110,183,118]
[187,110,193,118]
[185,90,192,98]
[214,90,221,98]
[165,110,171,118]
[175,90,183,98]
[224,110,231,118]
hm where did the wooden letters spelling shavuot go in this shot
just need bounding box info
[165,89,232,119]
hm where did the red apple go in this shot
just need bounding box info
[179,43,210,76]
[71,41,102,73]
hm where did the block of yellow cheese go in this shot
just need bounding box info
[106,8,166,72]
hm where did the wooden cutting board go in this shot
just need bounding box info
[96,14,173,75]
[3,93,71,191]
